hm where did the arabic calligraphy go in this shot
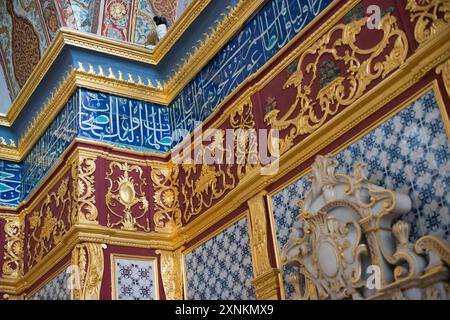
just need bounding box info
[171,0,332,139]
[79,89,172,153]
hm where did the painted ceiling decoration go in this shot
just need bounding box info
[0,0,193,104]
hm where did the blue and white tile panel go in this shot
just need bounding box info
[271,89,450,299]
[113,256,157,300]
[185,217,256,300]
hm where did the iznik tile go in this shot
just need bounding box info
[185,217,256,300]
[113,257,157,300]
[271,89,450,299]
[30,268,71,300]
[0,160,21,207]
[169,0,333,145]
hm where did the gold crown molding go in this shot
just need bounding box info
[0,0,253,129]
[0,0,338,163]
[0,223,183,296]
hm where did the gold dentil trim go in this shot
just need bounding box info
[0,0,255,127]
[0,0,339,163]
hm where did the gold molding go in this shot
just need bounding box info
[110,254,160,300]
[0,0,259,131]
[248,191,271,278]
[0,0,340,163]
[71,243,106,300]
[2,216,22,279]
[251,268,282,300]
[436,58,450,98]
[156,249,183,300]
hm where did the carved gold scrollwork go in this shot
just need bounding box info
[27,178,72,268]
[71,243,106,300]
[156,249,183,300]
[406,0,450,45]
[71,155,98,224]
[181,100,256,222]
[151,163,182,233]
[248,193,271,278]
[2,217,23,278]
[282,155,450,300]
[264,14,408,154]
[106,162,150,231]
[230,100,258,180]
[436,59,450,98]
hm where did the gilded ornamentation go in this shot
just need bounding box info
[151,163,181,233]
[71,243,106,300]
[251,269,282,300]
[436,59,450,98]
[2,217,23,278]
[27,178,72,268]
[406,0,450,44]
[0,137,17,148]
[281,155,450,300]
[181,99,257,222]
[414,235,450,267]
[264,14,408,154]
[156,249,183,300]
[248,193,271,278]
[71,155,98,224]
[106,162,150,231]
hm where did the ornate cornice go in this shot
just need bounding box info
[0,0,265,163]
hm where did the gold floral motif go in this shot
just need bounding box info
[181,100,257,222]
[27,178,72,268]
[71,155,98,224]
[71,243,106,300]
[264,14,408,154]
[436,59,450,98]
[151,163,182,233]
[406,0,450,44]
[248,193,271,278]
[230,100,258,180]
[2,217,23,278]
[156,249,183,300]
[106,162,150,231]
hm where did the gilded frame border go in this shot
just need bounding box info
[110,253,160,300]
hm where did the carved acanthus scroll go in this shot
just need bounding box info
[71,155,98,224]
[406,0,450,45]
[157,249,183,300]
[281,155,450,300]
[265,14,408,154]
[2,217,23,278]
[151,163,182,233]
[71,243,106,300]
